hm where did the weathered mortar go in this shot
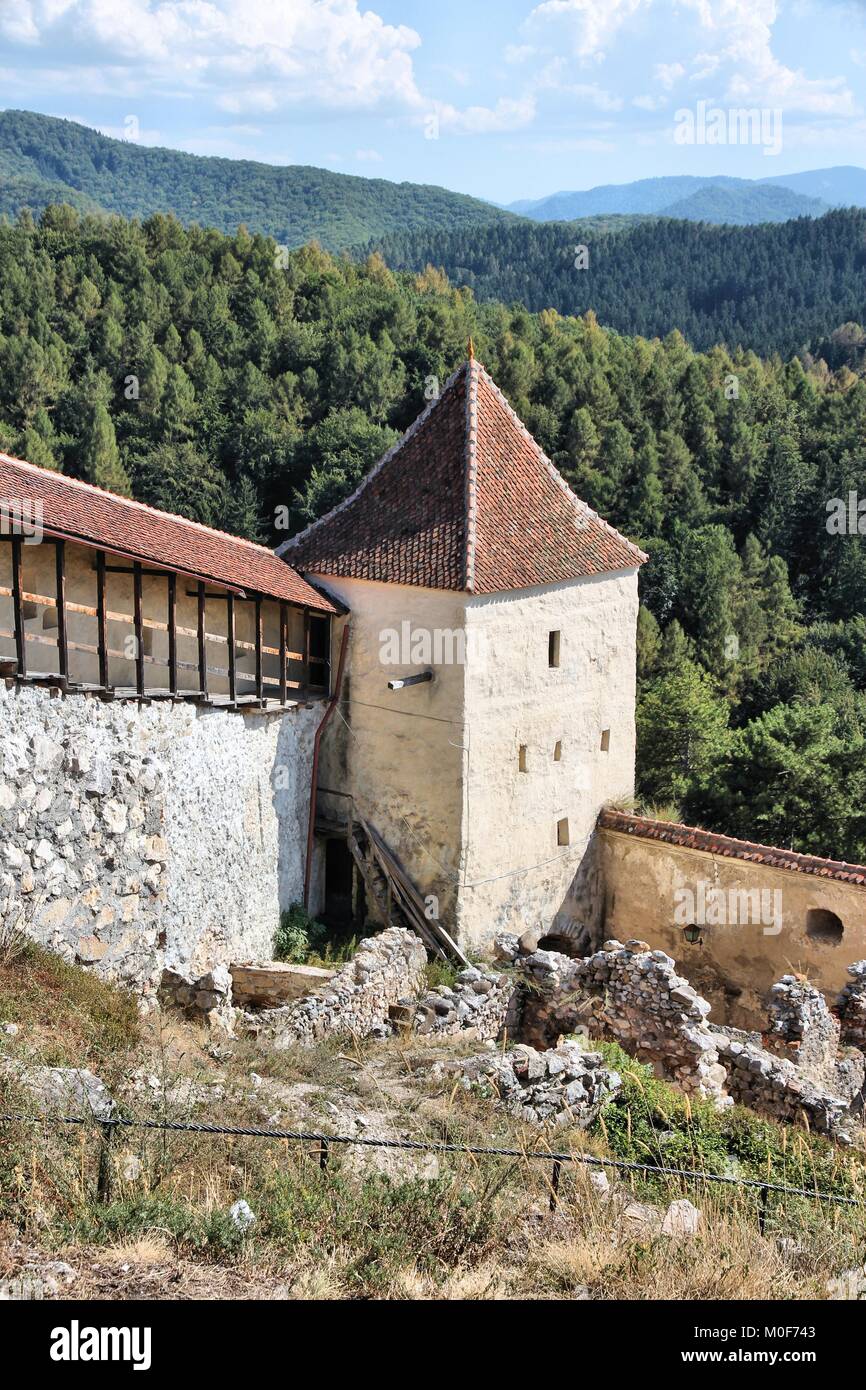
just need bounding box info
[0,681,319,993]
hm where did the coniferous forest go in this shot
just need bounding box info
[2,205,866,861]
[367,208,866,357]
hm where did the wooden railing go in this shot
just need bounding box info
[0,536,330,708]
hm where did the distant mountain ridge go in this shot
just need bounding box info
[508,168,866,224]
[0,109,519,251]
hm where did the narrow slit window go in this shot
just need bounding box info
[548,630,561,668]
[553,740,562,762]
[600,728,610,752]
[519,744,528,773]
[557,817,570,847]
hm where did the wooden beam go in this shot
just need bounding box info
[197,581,207,698]
[96,550,109,689]
[11,537,25,676]
[255,596,263,703]
[167,572,177,696]
[133,562,145,697]
[227,592,236,703]
[55,540,68,683]
[279,602,287,706]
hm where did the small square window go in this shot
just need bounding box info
[519,744,528,773]
[600,729,610,752]
[548,630,561,668]
[553,740,562,762]
[557,817,570,847]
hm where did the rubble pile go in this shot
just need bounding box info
[441,1040,621,1128]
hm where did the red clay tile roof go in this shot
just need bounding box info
[598,809,866,887]
[0,453,336,614]
[279,359,647,594]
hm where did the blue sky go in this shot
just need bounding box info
[1,0,865,201]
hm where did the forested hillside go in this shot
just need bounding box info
[1,205,866,860]
[368,209,866,355]
[0,109,516,251]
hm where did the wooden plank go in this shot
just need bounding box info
[133,562,145,696]
[11,537,25,676]
[279,602,287,706]
[197,581,207,698]
[96,550,109,688]
[255,595,263,703]
[55,540,68,682]
[167,572,177,696]
[227,592,236,703]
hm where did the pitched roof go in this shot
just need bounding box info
[279,358,646,594]
[0,453,336,614]
[598,809,866,887]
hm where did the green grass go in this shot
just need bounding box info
[0,941,139,1067]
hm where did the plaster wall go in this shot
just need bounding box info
[310,574,466,925]
[458,569,639,951]
[599,828,866,1028]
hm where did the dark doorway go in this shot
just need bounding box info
[324,836,354,928]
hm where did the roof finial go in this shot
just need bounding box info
[467,336,475,361]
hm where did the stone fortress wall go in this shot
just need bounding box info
[0,680,319,995]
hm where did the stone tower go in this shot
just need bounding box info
[280,359,646,953]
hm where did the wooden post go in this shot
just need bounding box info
[279,602,287,706]
[167,572,178,696]
[54,540,68,684]
[197,580,207,699]
[255,596,263,704]
[96,550,109,689]
[11,536,25,676]
[303,606,311,691]
[227,592,236,704]
[133,562,145,696]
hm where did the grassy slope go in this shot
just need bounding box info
[1,945,864,1299]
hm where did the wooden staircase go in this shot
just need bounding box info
[347,817,469,968]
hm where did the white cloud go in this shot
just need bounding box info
[355,147,383,162]
[654,61,684,89]
[438,94,537,134]
[0,0,426,115]
[526,0,648,60]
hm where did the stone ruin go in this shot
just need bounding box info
[434,1040,622,1129]
[152,921,866,1139]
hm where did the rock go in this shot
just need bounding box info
[76,935,108,964]
[3,1062,115,1121]
[622,1201,663,1236]
[519,927,542,955]
[229,1199,256,1232]
[589,1169,611,1198]
[121,1153,142,1182]
[827,1265,866,1299]
[661,1198,703,1237]
[1,1022,19,1037]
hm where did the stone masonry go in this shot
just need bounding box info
[510,937,730,1104]
[255,927,427,1048]
[0,681,318,996]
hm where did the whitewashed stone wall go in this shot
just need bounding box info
[0,680,319,994]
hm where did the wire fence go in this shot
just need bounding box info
[1,1109,860,1232]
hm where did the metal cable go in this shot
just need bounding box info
[0,1111,857,1206]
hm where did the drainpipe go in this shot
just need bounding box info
[304,622,350,908]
